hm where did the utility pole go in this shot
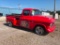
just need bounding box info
[17,4,21,14]
[53,0,56,18]
[18,4,20,10]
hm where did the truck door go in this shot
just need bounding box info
[20,10,31,28]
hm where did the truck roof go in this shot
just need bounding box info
[23,8,38,10]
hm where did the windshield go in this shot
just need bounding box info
[32,9,42,16]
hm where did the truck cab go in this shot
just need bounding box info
[6,8,55,35]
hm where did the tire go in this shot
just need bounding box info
[7,22,13,27]
[34,26,48,35]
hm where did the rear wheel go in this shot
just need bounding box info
[34,26,48,35]
[7,22,13,27]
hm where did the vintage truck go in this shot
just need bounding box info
[6,8,55,35]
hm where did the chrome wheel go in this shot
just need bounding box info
[35,26,44,35]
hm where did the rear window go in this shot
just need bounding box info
[23,10,30,15]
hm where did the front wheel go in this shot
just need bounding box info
[34,26,48,35]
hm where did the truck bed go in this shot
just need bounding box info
[6,14,21,16]
[6,14,21,23]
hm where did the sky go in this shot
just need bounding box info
[0,0,60,11]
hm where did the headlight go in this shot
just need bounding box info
[50,22,54,27]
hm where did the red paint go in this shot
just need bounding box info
[6,8,56,33]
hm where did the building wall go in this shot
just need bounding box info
[0,7,22,16]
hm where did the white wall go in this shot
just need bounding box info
[42,12,50,16]
[0,16,6,21]
[55,13,59,19]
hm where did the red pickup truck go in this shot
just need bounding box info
[6,8,55,35]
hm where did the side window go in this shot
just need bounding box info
[23,10,30,16]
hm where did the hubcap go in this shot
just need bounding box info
[35,26,44,35]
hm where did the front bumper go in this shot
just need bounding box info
[46,25,56,32]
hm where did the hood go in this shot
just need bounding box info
[33,15,55,23]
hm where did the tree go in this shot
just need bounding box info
[56,11,60,15]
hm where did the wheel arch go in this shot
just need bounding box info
[33,24,46,31]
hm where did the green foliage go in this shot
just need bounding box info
[46,10,54,15]
[46,10,60,15]
[56,11,60,15]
